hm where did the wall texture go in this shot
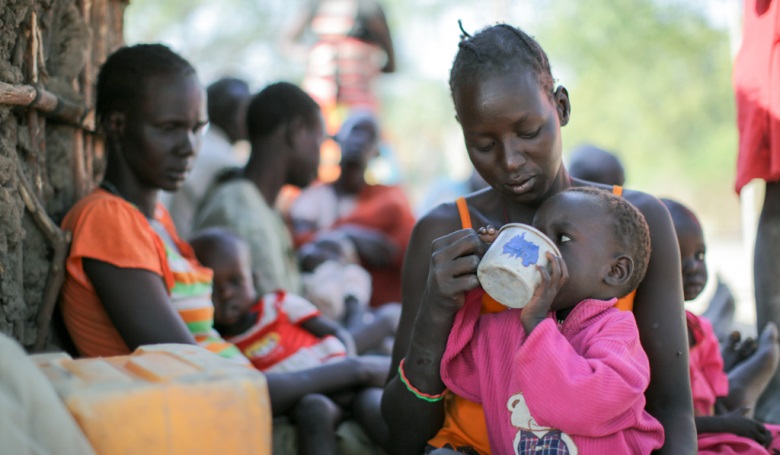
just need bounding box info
[0,0,126,350]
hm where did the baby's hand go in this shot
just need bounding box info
[477,225,498,244]
[521,252,568,333]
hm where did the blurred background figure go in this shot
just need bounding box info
[165,77,251,238]
[282,0,397,183]
[283,0,396,115]
[290,110,414,308]
[567,143,626,187]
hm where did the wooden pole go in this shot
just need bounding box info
[18,163,72,352]
[0,80,95,130]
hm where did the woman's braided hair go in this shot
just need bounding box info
[96,44,195,127]
[449,22,555,103]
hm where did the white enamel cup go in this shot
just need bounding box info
[477,223,562,309]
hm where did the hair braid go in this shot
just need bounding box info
[449,23,555,105]
[96,44,195,127]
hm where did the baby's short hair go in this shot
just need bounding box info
[568,186,652,295]
[189,227,247,266]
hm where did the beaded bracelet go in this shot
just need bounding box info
[398,358,448,402]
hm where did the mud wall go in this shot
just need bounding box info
[0,0,126,350]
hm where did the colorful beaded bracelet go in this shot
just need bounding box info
[398,358,448,402]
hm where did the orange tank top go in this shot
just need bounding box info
[429,185,635,453]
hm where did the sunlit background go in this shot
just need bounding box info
[126,0,757,330]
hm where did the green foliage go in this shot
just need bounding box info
[537,0,737,207]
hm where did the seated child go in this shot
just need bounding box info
[662,198,780,453]
[439,187,664,454]
[190,227,389,453]
[299,232,400,354]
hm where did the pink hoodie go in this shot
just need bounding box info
[441,288,664,454]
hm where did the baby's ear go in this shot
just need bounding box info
[604,255,633,288]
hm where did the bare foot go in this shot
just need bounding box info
[722,331,759,373]
[728,322,780,420]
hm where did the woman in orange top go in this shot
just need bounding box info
[382,24,696,454]
[59,44,390,425]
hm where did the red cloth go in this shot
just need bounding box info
[226,291,346,372]
[687,311,730,417]
[698,426,780,455]
[734,0,780,193]
[294,184,415,307]
[688,311,780,454]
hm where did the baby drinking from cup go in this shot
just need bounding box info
[439,186,664,454]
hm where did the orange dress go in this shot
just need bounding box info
[60,189,245,363]
[428,187,635,453]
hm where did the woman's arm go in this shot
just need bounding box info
[627,192,697,454]
[83,259,196,350]
[382,206,484,455]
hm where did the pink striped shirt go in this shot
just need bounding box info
[441,288,664,454]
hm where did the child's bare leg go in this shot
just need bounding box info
[351,387,388,448]
[755,182,780,422]
[722,322,780,419]
[293,393,344,455]
[267,356,390,415]
[350,303,401,354]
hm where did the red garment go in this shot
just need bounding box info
[293,184,415,307]
[226,291,346,372]
[733,0,780,193]
[303,0,385,111]
[687,311,780,454]
[687,311,730,417]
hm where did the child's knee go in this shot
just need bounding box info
[294,393,341,425]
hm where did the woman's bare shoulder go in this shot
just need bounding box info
[414,201,464,243]
[620,188,670,225]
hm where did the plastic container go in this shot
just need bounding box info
[477,223,561,308]
[31,344,271,455]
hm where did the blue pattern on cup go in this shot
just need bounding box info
[501,233,539,267]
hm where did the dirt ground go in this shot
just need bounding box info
[0,0,125,350]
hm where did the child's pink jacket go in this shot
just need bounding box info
[441,288,664,454]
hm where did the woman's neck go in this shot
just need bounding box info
[101,168,159,219]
